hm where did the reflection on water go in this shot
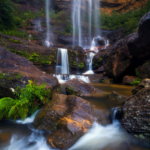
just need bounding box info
[0,83,149,150]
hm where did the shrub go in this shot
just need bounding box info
[101,0,150,34]
[0,81,50,120]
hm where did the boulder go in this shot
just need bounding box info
[0,46,59,98]
[138,60,150,79]
[128,12,150,60]
[94,66,105,74]
[34,93,109,149]
[104,12,150,79]
[65,79,105,96]
[120,87,150,142]
[87,74,104,83]
[74,46,85,53]
[93,46,111,70]
[122,75,137,85]
[0,132,11,145]
[132,78,150,94]
[104,34,133,79]
[109,91,127,102]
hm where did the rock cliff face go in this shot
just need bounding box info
[55,0,148,14]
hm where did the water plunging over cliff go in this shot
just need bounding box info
[56,48,70,74]
[45,0,50,47]
[72,0,100,48]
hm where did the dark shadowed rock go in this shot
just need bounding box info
[104,12,150,79]
[87,74,104,83]
[93,46,111,70]
[128,12,150,60]
[65,78,105,96]
[74,46,85,53]
[104,34,133,78]
[132,78,150,94]
[0,132,11,145]
[121,87,150,142]
[122,75,137,85]
[138,60,150,79]
[0,46,59,97]
[94,66,105,73]
[34,93,109,149]
[109,91,127,102]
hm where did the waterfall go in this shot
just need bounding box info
[72,0,82,47]
[72,0,100,48]
[56,48,70,74]
[45,0,50,47]
[84,52,95,74]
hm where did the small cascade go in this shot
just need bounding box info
[16,110,39,124]
[53,74,90,83]
[56,48,70,74]
[45,0,50,47]
[83,52,95,74]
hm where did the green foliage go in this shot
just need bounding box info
[130,68,141,86]
[65,22,73,34]
[8,38,23,43]
[9,49,28,58]
[0,0,15,30]
[73,61,77,66]
[101,0,150,34]
[0,72,22,81]
[0,30,29,39]
[28,53,39,63]
[99,57,103,61]
[78,62,84,68]
[0,82,50,120]
[68,85,76,95]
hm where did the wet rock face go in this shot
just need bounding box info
[104,34,133,78]
[104,12,150,79]
[138,60,150,79]
[0,46,59,98]
[93,46,111,70]
[121,87,150,142]
[109,91,127,102]
[34,93,109,149]
[65,78,105,96]
[0,132,11,146]
[128,12,150,60]
[122,75,137,85]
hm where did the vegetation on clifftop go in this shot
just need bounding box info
[101,0,150,34]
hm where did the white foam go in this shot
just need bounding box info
[16,110,39,124]
[69,121,130,150]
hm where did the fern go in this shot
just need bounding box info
[0,81,50,120]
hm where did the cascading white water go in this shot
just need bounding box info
[53,74,90,83]
[56,48,70,74]
[45,0,50,47]
[69,110,130,150]
[83,52,95,74]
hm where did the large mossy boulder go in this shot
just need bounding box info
[34,93,109,149]
[0,46,59,98]
[120,87,150,142]
[65,78,105,96]
[104,12,150,79]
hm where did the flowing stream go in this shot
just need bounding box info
[0,83,149,150]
